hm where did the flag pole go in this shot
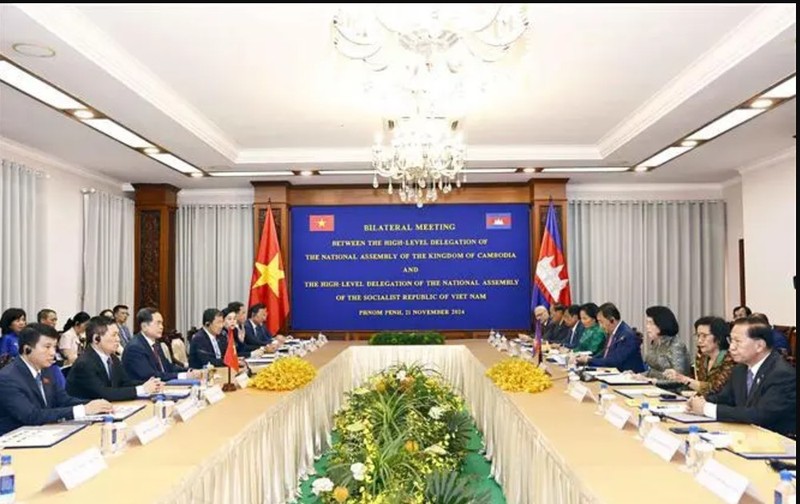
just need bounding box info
[223,366,236,392]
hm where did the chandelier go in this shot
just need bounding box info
[332,4,530,117]
[372,116,466,207]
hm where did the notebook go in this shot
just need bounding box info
[0,422,88,449]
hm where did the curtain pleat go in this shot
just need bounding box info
[567,200,726,356]
[176,204,253,334]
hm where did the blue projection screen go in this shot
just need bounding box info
[291,204,531,331]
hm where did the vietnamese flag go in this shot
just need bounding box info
[248,207,289,334]
[309,214,334,232]
[223,327,239,373]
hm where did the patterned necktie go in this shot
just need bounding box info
[36,372,48,406]
[211,334,221,359]
[746,369,755,395]
[603,334,614,358]
[151,343,165,373]
[105,357,112,380]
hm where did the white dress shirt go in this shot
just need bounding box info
[92,347,147,397]
[703,352,770,419]
[21,357,85,419]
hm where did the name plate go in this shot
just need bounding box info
[235,372,250,389]
[604,404,632,430]
[205,385,225,404]
[695,459,750,504]
[49,447,107,490]
[569,383,592,403]
[644,427,682,462]
[174,399,199,422]
[133,417,167,445]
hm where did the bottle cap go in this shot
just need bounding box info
[688,425,700,433]
[641,402,649,409]
[780,470,793,481]
[1,454,10,464]
[103,415,114,423]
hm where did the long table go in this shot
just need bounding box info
[8,341,793,503]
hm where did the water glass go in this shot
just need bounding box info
[599,393,616,414]
[693,442,715,472]
[642,415,661,438]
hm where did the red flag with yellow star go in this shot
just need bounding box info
[248,207,289,334]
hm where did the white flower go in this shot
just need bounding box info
[346,422,365,432]
[428,406,446,420]
[396,370,407,381]
[352,387,370,395]
[424,444,448,455]
[350,462,367,481]
[312,477,334,496]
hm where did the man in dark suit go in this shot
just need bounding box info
[0,324,113,435]
[122,307,200,382]
[578,302,645,372]
[244,303,281,349]
[533,305,556,341]
[226,303,263,356]
[113,304,133,348]
[189,308,228,369]
[562,305,584,349]
[688,320,796,436]
[547,304,570,344]
[67,316,163,401]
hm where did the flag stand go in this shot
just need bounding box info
[222,367,237,392]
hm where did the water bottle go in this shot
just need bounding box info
[774,470,796,504]
[190,384,201,405]
[100,416,116,456]
[684,425,700,473]
[595,383,609,414]
[0,455,14,504]
[153,395,166,423]
[637,402,651,438]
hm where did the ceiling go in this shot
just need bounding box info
[0,4,796,189]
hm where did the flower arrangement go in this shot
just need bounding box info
[485,358,553,393]
[309,363,491,503]
[248,356,317,391]
[368,331,444,345]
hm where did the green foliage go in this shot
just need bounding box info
[424,471,493,504]
[368,331,445,345]
[444,410,474,454]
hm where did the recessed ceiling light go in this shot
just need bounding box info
[318,170,373,175]
[189,172,204,178]
[72,109,95,119]
[637,146,694,168]
[521,167,537,173]
[540,167,628,173]
[0,60,84,109]
[206,171,294,177]
[12,43,56,58]
[686,109,765,141]
[82,118,154,149]
[465,168,518,174]
[750,98,774,109]
[299,170,314,176]
[634,165,649,173]
[143,147,160,155]
[761,75,796,99]
[147,153,202,174]
[680,140,699,147]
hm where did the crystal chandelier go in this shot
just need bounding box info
[332,4,530,117]
[372,116,466,207]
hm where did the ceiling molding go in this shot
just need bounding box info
[177,187,254,205]
[0,135,125,190]
[596,4,796,158]
[16,4,240,162]
[236,144,602,165]
[737,145,796,175]
[720,175,743,189]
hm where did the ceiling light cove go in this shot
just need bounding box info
[206,170,294,177]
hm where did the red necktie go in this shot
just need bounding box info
[151,343,165,372]
[603,334,614,358]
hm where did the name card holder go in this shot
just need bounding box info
[205,385,225,404]
[133,417,167,445]
[47,447,107,490]
[643,427,682,462]
[235,372,249,389]
[604,403,632,429]
[694,459,750,504]
[569,383,596,403]
[174,399,199,422]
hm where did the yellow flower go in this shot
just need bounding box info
[333,486,349,502]
[486,358,553,393]
[404,440,419,453]
[374,380,387,393]
[248,357,317,391]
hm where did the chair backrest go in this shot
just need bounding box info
[774,325,797,366]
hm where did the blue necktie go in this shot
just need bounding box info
[36,372,47,406]
[746,369,755,395]
[105,357,112,379]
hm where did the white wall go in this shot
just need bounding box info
[0,137,126,322]
[740,147,796,325]
[722,178,743,313]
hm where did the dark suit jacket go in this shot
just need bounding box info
[234,326,260,356]
[547,322,570,344]
[564,323,585,349]
[67,348,143,402]
[0,358,86,435]
[122,333,186,382]
[189,329,228,369]
[588,321,645,372]
[244,320,273,347]
[706,351,796,436]
[118,324,134,348]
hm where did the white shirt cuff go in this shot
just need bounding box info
[178,372,188,380]
[73,404,86,420]
[702,402,717,420]
[135,385,146,397]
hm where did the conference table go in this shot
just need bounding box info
[9,340,793,503]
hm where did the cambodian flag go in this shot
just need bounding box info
[532,201,572,310]
[485,213,512,230]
